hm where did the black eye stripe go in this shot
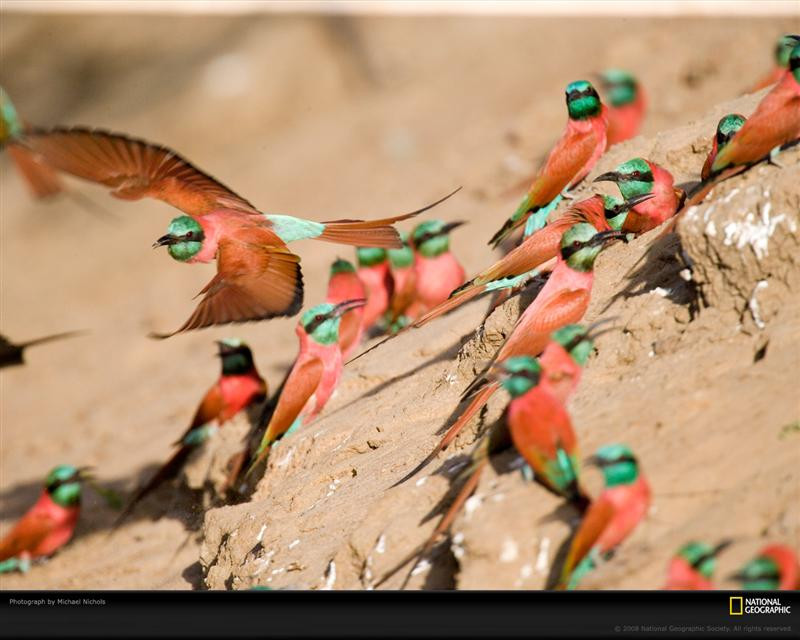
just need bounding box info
[560,241,588,260]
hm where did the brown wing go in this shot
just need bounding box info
[153,226,303,338]
[7,145,63,198]
[262,356,325,445]
[561,497,616,583]
[170,383,225,446]
[18,127,259,217]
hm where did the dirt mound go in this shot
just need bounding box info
[200,92,800,590]
[1,13,796,591]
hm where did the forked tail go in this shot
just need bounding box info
[319,187,461,248]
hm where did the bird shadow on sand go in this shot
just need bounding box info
[598,230,703,319]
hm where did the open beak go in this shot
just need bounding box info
[442,221,467,235]
[333,298,367,317]
[622,192,656,209]
[593,171,621,184]
[152,234,175,249]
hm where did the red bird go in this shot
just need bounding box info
[701,114,747,181]
[747,35,797,93]
[664,541,731,590]
[596,69,647,147]
[489,80,608,248]
[0,465,91,573]
[326,258,367,359]
[113,339,267,527]
[711,39,800,176]
[356,246,394,331]
[17,127,458,336]
[406,220,466,318]
[732,544,800,590]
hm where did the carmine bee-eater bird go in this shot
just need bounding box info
[400,225,625,480]
[748,34,798,93]
[558,444,650,590]
[16,127,458,337]
[0,465,92,573]
[249,299,366,470]
[701,114,747,181]
[1,88,63,199]
[489,80,608,248]
[378,345,595,588]
[385,233,417,330]
[0,330,84,369]
[326,259,367,359]
[407,220,466,316]
[113,339,267,527]
[732,545,800,590]
[380,195,650,341]
[710,38,800,176]
[663,540,731,590]
[356,247,394,331]
[594,158,683,235]
[597,69,647,147]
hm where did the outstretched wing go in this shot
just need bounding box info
[18,127,259,217]
[153,226,303,338]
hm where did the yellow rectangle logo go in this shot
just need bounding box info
[730,596,743,615]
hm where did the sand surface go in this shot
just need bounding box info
[0,12,797,590]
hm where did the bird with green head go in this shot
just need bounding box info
[559,222,627,272]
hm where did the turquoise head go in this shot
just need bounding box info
[388,232,414,268]
[356,247,388,268]
[586,443,640,487]
[551,324,593,366]
[301,300,366,345]
[678,541,730,579]
[598,69,639,107]
[560,223,626,272]
[565,80,602,120]
[734,554,781,590]
[330,258,356,276]
[154,215,205,262]
[775,34,798,68]
[411,220,464,258]
[216,338,256,375]
[715,114,746,149]
[789,39,800,82]
[498,356,542,397]
[593,157,654,200]
[45,464,86,508]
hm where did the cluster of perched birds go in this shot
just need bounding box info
[1,33,798,590]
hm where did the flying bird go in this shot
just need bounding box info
[16,127,458,337]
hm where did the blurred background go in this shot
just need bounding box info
[0,1,796,588]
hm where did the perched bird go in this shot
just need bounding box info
[377,343,595,588]
[406,220,466,317]
[558,444,650,590]
[17,127,458,336]
[325,259,367,359]
[747,34,798,93]
[406,225,625,475]
[113,339,267,527]
[1,88,63,199]
[489,80,608,248]
[501,356,588,503]
[356,247,394,331]
[596,69,647,147]
[664,541,731,590]
[372,194,650,343]
[594,158,682,234]
[701,114,747,181]
[0,331,84,369]
[732,545,800,590]
[385,232,417,330]
[0,465,91,573]
[710,39,800,176]
[249,300,366,470]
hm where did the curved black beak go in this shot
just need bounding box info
[589,229,628,247]
[623,192,657,209]
[593,171,621,184]
[152,234,175,249]
[77,466,95,481]
[333,298,367,317]
[441,221,467,235]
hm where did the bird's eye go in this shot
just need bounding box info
[631,171,641,178]
[315,315,324,322]
[572,240,581,248]
[185,231,193,239]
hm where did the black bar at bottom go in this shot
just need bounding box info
[2,590,798,638]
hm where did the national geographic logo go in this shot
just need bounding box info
[730,596,791,615]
